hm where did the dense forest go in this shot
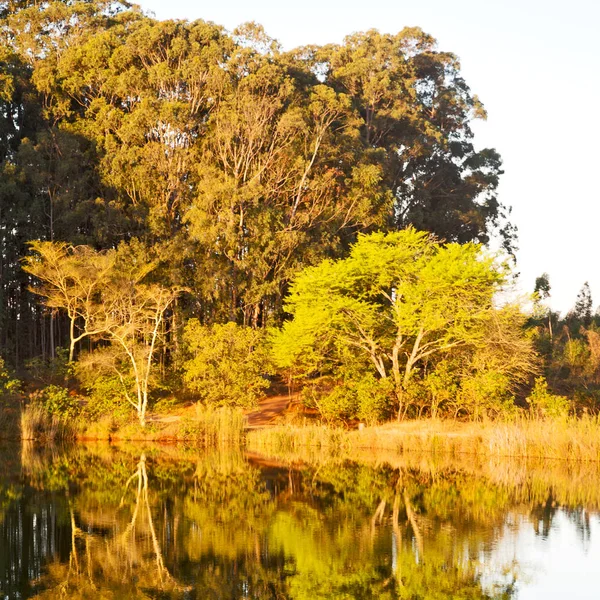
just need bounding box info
[0,0,598,430]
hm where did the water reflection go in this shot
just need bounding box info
[0,443,598,599]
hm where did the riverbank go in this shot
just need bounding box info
[6,397,600,461]
[16,402,246,446]
[246,417,600,462]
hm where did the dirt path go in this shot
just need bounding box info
[148,394,293,427]
[245,394,291,427]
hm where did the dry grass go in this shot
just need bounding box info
[247,416,600,462]
[20,404,78,442]
[78,404,246,447]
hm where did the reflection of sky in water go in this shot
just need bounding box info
[483,512,600,599]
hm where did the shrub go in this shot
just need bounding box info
[308,375,394,424]
[528,377,570,419]
[24,347,72,385]
[183,320,272,408]
[81,375,133,422]
[0,357,20,396]
[456,370,515,420]
[29,385,82,419]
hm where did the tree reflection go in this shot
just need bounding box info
[0,445,598,598]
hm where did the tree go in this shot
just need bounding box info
[3,5,513,369]
[272,228,526,419]
[23,240,178,426]
[23,241,115,362]
[534,273,551,301]
[571,282,593,327]
[183,321,271,408]
[319,28,513,252]
[97,273,178,427]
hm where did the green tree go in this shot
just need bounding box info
[2,3,513,372]
[320,28,513,252]
[534,273,551,300]
[570,282,593,327]
[183,320,271,408]
[272,228,530,419]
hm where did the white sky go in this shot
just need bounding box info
[137,0,600,314]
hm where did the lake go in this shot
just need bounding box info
[0,443,598,599]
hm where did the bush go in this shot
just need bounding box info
[29,385,82,419]
[456,370,515,420]
[74,349,142,422]
[0,357,20,396]
[308,375,394,424]
[24,347,71,385]
[528,377,570,419]
[81,375,133,422]
[183,320,273,408]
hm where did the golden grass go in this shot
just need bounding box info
[19,404,78,442]
[78,404,246,447]
[247,416,600,462]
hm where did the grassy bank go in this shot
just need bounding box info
[16,403,245,447]
[247,417,600,462]
[11,397,600,461]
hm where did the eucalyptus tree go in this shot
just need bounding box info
[2,2,514,370]
[319,28,512,251]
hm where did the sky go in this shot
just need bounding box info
[137,0,600,314]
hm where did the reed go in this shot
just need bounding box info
[20,403,78,442]
[90,404,247,446]
[185,404,246,447]
[247,415,600,462]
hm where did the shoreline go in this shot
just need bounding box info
[5,408,600,463]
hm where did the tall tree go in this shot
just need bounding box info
[571,282,593,327]
[319,29,513,251]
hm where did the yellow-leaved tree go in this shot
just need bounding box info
[24,241,179,427]
[271,228,536,421]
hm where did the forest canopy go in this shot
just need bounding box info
[0,1,549,427]
[1,0,511,359]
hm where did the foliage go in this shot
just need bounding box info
[74,365,134,422]
[0,357,20,396]
[314,375,394,424]
[1,3,511,369]
[183,320,272,408]
[24,347,72,386]
[527,377,570,420]
[28,384,82,419]
[528,279,600,414]
[272,229,535,420]
[570,282,593,327]
[24,240,179,426]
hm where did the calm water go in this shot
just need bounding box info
[0,444,599,599]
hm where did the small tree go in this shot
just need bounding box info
[0,357,20,397]
[570,282,593,327]
[23,241,178,426]
[23,241,116,362]
[183,321,271,408]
